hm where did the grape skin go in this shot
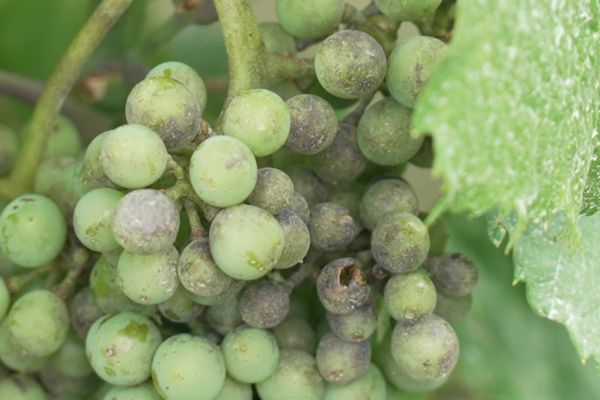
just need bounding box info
[375,0,442,22]
[104,382,162,400]
[147,61,207,112]
[0,375,46,400]
[276,0,345,40]
[73,187,123,253]
[359,178,419,231]
[322,364,387,400]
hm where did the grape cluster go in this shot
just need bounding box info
[0,0,473,399]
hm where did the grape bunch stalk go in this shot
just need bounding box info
[0,0,477,399]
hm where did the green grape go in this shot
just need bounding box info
[386,36,446,108]
[275,209,311,269]
[86,312,161,386]
[172,0,217,25]
[222,325,280,383]
[322,364,387,400]
[384,270,436,322]
[34,157,85,215]
[79,131,116,192]
[268,81,303,100]
[103,382,162,400]
[73,188,124,253]
[178,238,235,297]
[375,0,442,22]
[289,192,310,224]
[185,278,244,306]
[276,0,344,39]
[69,287,104,340]
[426,253,479,297]
[0,277,9,321]
[288,167,328,205]
[158,286,204,323]
[50,331,92,378]
[247,167,294,215]
[273,317,317,354]
[391,314,459,381]
[7,289,68,357]
[45,115,82,159]
[189,136,258,207]
[357,97,423,165]
[371,212,429,273]
[239,280,289,328]
[315,30,386,99]
[0,194,66,268]
[112,189,180,254]
[434,292,472,326]
[89,256,157,316]
[205,297,242,335]
[285,94,338,155]
[309,203,359,251]
[125,76,201,149]
[0,123,19,175]
[0,322,48,372]
[360,178,418,231]
[209,205,284,280]
[316,332,371,384]
[312,124,367,184]
[40,365,99,398]
[259,22,297,54]
[256,349,324,400]
[0,375,46,400]
[410,136,434,168]
[316,258,370,315]
[222,89,290,156]
[326,301,377,342]
[151,334,225,400]
[213,377,252,400]
[100,124,168,189]
[147,61,207,111]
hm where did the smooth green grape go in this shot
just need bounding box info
[288,167,328,205]
[45,115,82,159]
[126,76,201,149]
[34,157,84,216]
[222,89,290,157]
[276,0,344,39]
[0,277,9,321]
[316,258,370,315]
[384,270,436,322]
[239,281,290,328]
[7,289,68,357]
[0,322,48,372]
[185,278,244,306]
[426,253,479,297]
[189,135,257,207]
[209,205,284,280]
[323,364,386,400]
[103,383,162,400]
[222,326,280,383]
[326,301,377,343]
[391,314,459,381]
[309,203,359,252]
[360,178,418,230]
[79,130,116,192]
[357,97,423,165]
[100,124,168,189]
[275,209,311,269]
[69,287,104,340]
[371,212,430,273]
[0,123,19,175]
[112,189,180,254]
[86,312,161,386]
[273,317,317,354]
[117,247,178,305]
[256,349,324,400]
[158,286,204,323]
[285,94,338,155]
[73,188,124,252]
[316,332,371,384]
[312,124,367,184]
[375,0,442,22]
[147,61,207,111]
[205,297,242,335]
[315,30,386,99]
[0,194,66,268]
[386,36,446,108]
[50,331,92,378]
[213,377,252,400]
[0,375,46,400]
[259,22,297,54]
[247,167,294,215]
[151,334,226,400]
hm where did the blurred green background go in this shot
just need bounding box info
[0,0,598,398]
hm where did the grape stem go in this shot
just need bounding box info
[283,259,319,292]
[5,262,59,294]
[0,0,134,199]
[53,247,90,300]
[343,91,377,126]
[183,199,207,239]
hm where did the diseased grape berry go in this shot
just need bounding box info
[239,280,290,328]
[316,332,371,384]
[322,363,387,400]
[69,288,104,340]
[384,270,437,323]
[326,301,377,342]
[247,167,294,215]
[309,202,360,252]
[39,363,98,398]
[288,192,311,224]
[205,297,242,335]
[147,61,207,111]
[426,253,479,297]
[158,286,204,323]
[288,167,329,205]
[273,317,317,354]
[359,178,419,230]
[276,0,344,39]
[285,94,338,155]
[375,0,442,22]
[185,278,244,306]
[316,258,370,314]
[259,22,297,54]
[275,209,311,269]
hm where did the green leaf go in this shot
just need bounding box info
[413,0,600,234]
[513,212,600,365]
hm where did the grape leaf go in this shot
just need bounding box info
[513,212,600,365]
[413,0,600,233]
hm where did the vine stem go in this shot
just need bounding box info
[0,0,134,198]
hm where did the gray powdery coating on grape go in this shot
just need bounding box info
[273,317,317,354]
[371,212,430,274]
[315,30,387,99]
[112,189,180,254]
[185,278,244,306]
[316,332,371,384]
[312,123,368,184]
[205,298,243,336]
[316,258,370,315]
[288,167,328,205]
[247,168,294,215]
[288,192,310,224]
[275,209,311,269]
[326,301,377,342]
[285,94,338,155]
[426,253,479,298]
[125,76,201,149]
[360,178,419,231]
[309,203,360,252]
[69,287,104,340]
[178,238,234,297]
[239,281,290,329]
